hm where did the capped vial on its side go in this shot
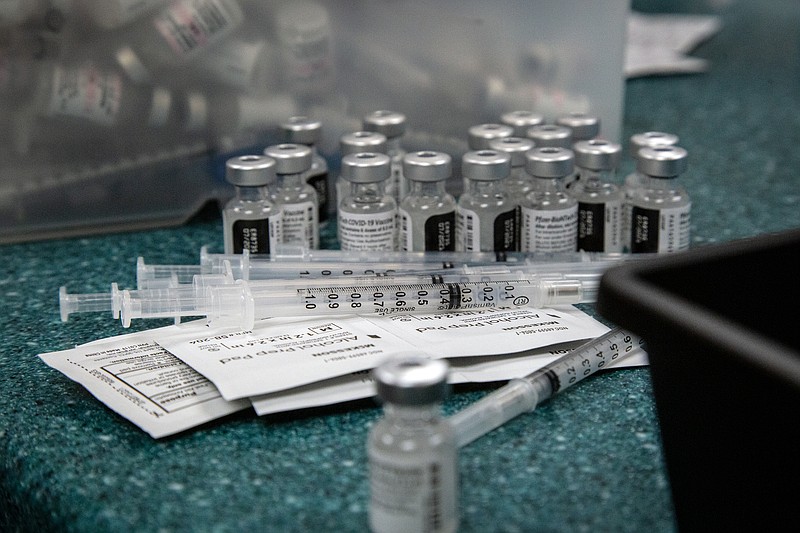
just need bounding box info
[468,123,514,150]
[526,124,573,149]
[500,110,545,137]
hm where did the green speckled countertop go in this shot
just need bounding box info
[3,2,800,531]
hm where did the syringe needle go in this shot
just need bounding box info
[448,328,644,447]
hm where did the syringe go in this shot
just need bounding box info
[448,328,645,447]
[85,267,604,328]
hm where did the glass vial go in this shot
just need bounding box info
[264,143,319,250]
[336,130,388,217]
[281,116,331,227]
[526,124,573,149]
[456,150,517,252]
[489,136,536,252]
[570,140,624,252]
[622,132,679,251]
[520,147,578,252]
[629,146,691,253]
[363,110,408,202]
[555,112,601,143]
[338,152,396,251]
[222,154,282,255]
[500,110,544,137]
[368,357,458,533]
[399,151,457,252]
[467,123,514,150]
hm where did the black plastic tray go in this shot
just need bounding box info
[597,229,800,532]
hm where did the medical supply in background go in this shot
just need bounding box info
[623,131,680,252]
[368,357,458,533]
[448,327,644,447]
[338,152,396,251]
[280,116,331,226]
[457,149,517,252]
[570,139,624,253]
[466,123,514,150]
[222,154,282,254]
[520,147,578,252]
[629,145,691,253]
[525,124,573,149]
[499,110,544,137]
[363,110,408,201]
[264,143,319,250]
[399,151,457,252]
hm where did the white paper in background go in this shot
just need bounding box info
[364,306,610,358]
[252,339,648,416]
[157,315,422,401]
[625,11,723,77]
[160,306,609,402]
[38,322,250,439]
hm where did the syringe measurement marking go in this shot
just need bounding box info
[543,331,644,393]
[299,281,530,315]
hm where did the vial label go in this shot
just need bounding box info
[231,216,280,254]
[399,210,456,252]
[456,207,517,252]
[577,200,623,252]
[369,456,457,533]
[49,65,122,125]
[338,211,395,251]
[307,170,330,223]
[280,201,318,249]
[630,204,691,253]
[389,160,404,201]
[521,205,578,253]
[154,0,240,57]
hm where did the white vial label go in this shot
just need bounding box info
[280,200,318,249]
[630,204,691,253]
[49,65,122,125]
[521,205,578,252]
[338,211,395,251]
[369,456,457,533]
[154,0,240,57]
[577,200,623,252]
[231,216,281,254]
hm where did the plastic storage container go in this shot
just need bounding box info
[0,0,628,243]
[596,229,800,532]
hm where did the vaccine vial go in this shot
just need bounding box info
[368,357,458,533]
[457,150,517,252]
[570,140,624,252]
[280,116,331,226]
[622,132,680,251]
[520,147,578,252]
[526,124,573,149]
[556,112,601,189]
[489,136,536,251]
[338,152,396,251]
[399,151,457,252]
[629,146,691,254]
[467,123,514,150]
[500,110,544,137]
[363,110,408,202]
[223,154,282,255]
[264,143,319,250]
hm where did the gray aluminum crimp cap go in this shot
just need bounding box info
[340,152,392,183]
[636,146,688,178]
[362,110,407,139]
[555,112,601,141]
[500,110,545,137]
[402,151,452,182]
[489,136,536,168]
[462,150,512,181]
[263,143,313,175]
[629,131,680,159]
[526,124,573,148]
[340,131,388,156]
[573,139,622,171]
[225,155,277,187]
[468,123,514,150]
[280,116,322,145]
[373,357,449,405]
[525,147,575,178]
